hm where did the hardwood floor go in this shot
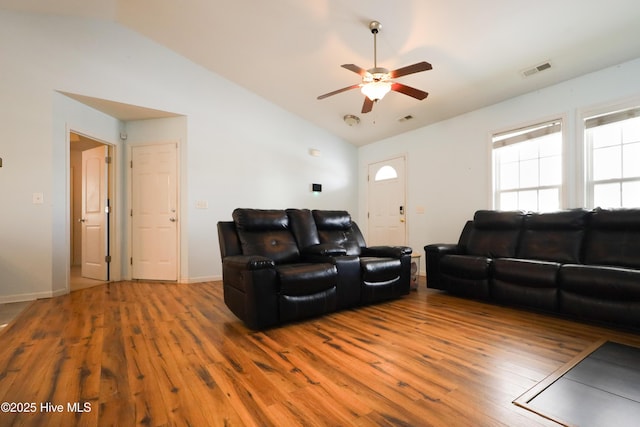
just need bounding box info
[1,279,639,426]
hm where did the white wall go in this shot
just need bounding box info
[359,58,640,273]
[5,9,638,297]
[0,10,357,300]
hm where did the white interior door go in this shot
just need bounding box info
[367,156,407,246]
[131,143,178,281]
[81,145,108,280]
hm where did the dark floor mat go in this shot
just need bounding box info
[514,341,640,427]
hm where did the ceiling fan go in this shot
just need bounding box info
[317,20,432,114]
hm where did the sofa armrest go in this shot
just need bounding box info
[361,245,412,258]
[424,243,462,256]
[221,255,279,329]
[301,243,347,260]
[223,255,275,270]
[424,243,462,290]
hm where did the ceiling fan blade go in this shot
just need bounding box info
[317,84,361,100]
[341,64,368,76]
[391,82,429,100]
[389,61,432,79]
[361,97,374,114]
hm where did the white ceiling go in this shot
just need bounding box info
[4,0,640,146]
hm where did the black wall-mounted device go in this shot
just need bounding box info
[312,183,322,192]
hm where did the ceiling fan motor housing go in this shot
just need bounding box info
[362,67,391,83]
[369,21,382,34]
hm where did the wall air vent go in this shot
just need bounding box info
[521,61,552,78]
[398,114,414,122]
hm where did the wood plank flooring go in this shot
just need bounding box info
[1,278,639,426]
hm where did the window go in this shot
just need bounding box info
[585,107,640,208]
[492,120,563,212]
[374,165,398,181]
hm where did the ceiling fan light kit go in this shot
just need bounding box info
[343,114,361,126]
[361,72,391,101]
[317,20,432,114]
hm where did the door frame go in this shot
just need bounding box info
[67,128,121,287]
[126,141,181,281]
[366,154,408,245]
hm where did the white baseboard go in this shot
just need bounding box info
[179,275,222,284]
[0,290,60,304]
[1,277,222,302]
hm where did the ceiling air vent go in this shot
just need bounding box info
[521,61,551,77]
[398,114,414,123]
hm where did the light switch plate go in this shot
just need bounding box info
[195,200,208,209]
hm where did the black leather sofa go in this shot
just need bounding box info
[218,208,412,329]
[424,208,640,330]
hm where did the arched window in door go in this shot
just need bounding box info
[375,165,398,181]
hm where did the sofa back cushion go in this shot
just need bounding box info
[312,210,365,256]
[464,210,525,258]
[584,208,640,268]
[286,208,320,249]
[517,209,589,263]
[232,208,300,264]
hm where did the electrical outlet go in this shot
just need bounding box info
[195,200,208,209]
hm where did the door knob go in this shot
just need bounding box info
[169,217,176,222]
[78,218,86,223]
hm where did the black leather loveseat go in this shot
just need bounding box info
[424,208,640,330]
[218,208,412,329]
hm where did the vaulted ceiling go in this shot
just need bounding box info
[4,0,640,146]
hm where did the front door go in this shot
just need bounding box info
[81,145,108,280]
[131,143,178,281]
[367,156,407,246]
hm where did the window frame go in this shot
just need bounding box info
[491,117,565,212]
[581,102,640,209]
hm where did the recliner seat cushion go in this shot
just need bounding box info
[360,257,400,283]
[491,258,560,310]
[275,261,339,323]
[492,258,560,286]
[276,263,337,296]
[560,264,640,299]
[559,264,640,327]
[280,288,337,323]
[441,254,491,280]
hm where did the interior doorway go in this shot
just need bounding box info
[69,132,112,291]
